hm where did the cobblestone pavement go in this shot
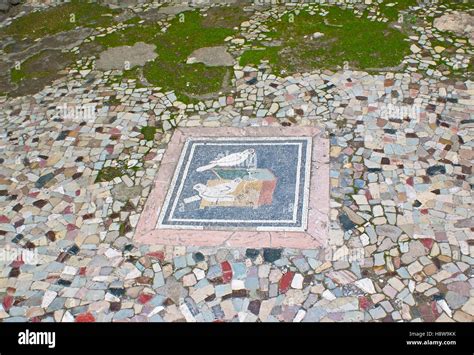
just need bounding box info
[0,1,473,323]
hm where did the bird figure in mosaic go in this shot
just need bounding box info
[193,178,242,203]
[196,149,255,172]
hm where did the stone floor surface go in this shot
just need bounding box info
[0,0,472,323]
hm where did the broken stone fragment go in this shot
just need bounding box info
[433,11,474,45]
[186,46,234,67]
[95,42,157,71]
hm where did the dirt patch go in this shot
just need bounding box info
[0,0,22,20]
[10,49,76,97]
[114,8,136,22]
[0,26,100,97]
[39,27,94,51]
[1,38,35,54]
[278,37,339,73]
[78,41,105,58]
[202,6,253,29]
[3,27,93,65]
[138,8,167,24]
[0,60,11,94]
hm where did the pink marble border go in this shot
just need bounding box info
[134,126,330,249]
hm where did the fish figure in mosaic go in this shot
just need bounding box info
[196,149,255,172]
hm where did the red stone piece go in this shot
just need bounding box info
[221,261,233,283]
[278,271,294,294]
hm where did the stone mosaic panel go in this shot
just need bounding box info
[135,127,329,249]
[157,137,311,231]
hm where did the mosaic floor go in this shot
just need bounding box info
[0,1,473,324]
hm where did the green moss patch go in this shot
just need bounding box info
[143,11,234,97]
[107,96,122,107]
[95,166,125,183]
[240,46,279,68]
[140,126,157,141]
[240,7,410,74]
[94,23,162,48]
[379,0,417,21]
[95,10,235,99]
[10,66,26,84]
